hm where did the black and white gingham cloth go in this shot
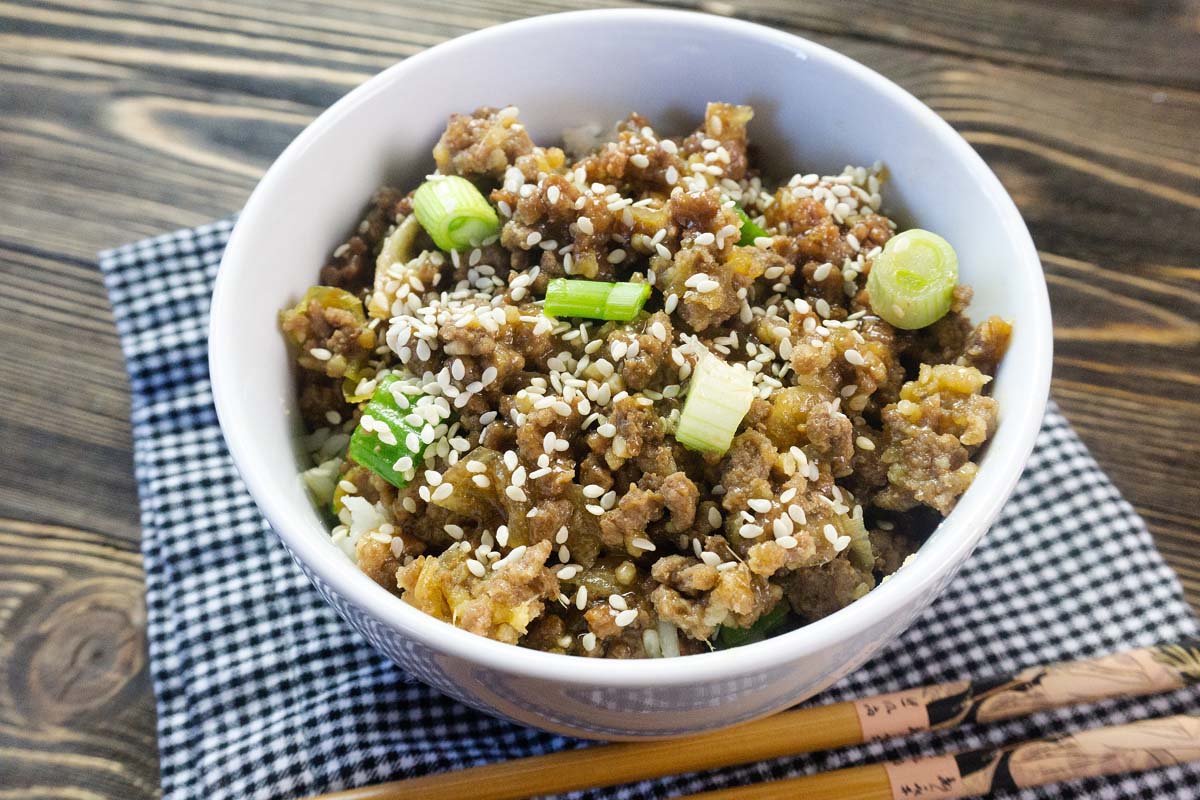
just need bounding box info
[100,220,1200,800]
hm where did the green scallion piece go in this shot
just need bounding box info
[716,602,791,648]
[347,374,427,488]
[543,278,651,321]
[735,205,768,246]
[866,229,959,330]
[675,351,755,454]
[412,175,500,252]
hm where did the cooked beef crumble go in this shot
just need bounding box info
[282,103,1011,658]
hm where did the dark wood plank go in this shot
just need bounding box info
[0,2,1197,799]
[673,0,1200,89]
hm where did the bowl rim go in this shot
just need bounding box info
[210,7,1052,687]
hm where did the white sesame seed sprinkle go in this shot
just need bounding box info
[614,609,638,627]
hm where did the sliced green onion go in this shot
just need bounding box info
[348,374,427,488]
[412,175,500,251]
[866,229,958,330]
[675,351,755,454]
[735,205,768,246]
[543,278,651,321]
[716,602,791,648]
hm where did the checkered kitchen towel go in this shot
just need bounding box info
[100,219,1200,800]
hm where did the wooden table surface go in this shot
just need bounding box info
[2,0,1198,796]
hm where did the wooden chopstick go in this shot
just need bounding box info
[679,713,1200,799]
[309,638,1200,800]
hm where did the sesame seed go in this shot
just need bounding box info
[747,498,772,513]
[582,632,597,651]
[707,507,722,528]
[615,609,639,627]
[506,485,528,502]
[632,537,656,551]
[608,593,628,610]
[630,153,650,168]
[777,535,798,550]
[431,483,453,502]
[577,216,595,235]
[309,347,332,361]
[813,262,833,282]
[856,435,876,451]
[576,585,588,609]
[699,551,721,567]
[845,349,866,366]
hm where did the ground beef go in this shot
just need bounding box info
[320,187,405,291]
[904,312,974,367]
[869,528,917,575]
[280,294,376,379]
[396,539,557,645]
[355,533,402,591]
[718,430,777,515]
[804,401,855,477]
[433,106,536,180]
[650,548,779,640]
[297,374,352,430]
[876,364,997,514]
[574,114,687,192]
[609,395,664,464]
[660,471,699,532]
[599,484,664,551]
[523,614,569,653]
[783,557,874,623]
[958,316,1013,376]
[618,312,674,391]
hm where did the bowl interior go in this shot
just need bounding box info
[212,10,1050,681]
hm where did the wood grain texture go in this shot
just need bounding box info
[0,1,1197,798]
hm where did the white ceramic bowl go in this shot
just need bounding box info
[210,8,1052,739]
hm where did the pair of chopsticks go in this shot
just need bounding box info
[311,639,1200,800]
